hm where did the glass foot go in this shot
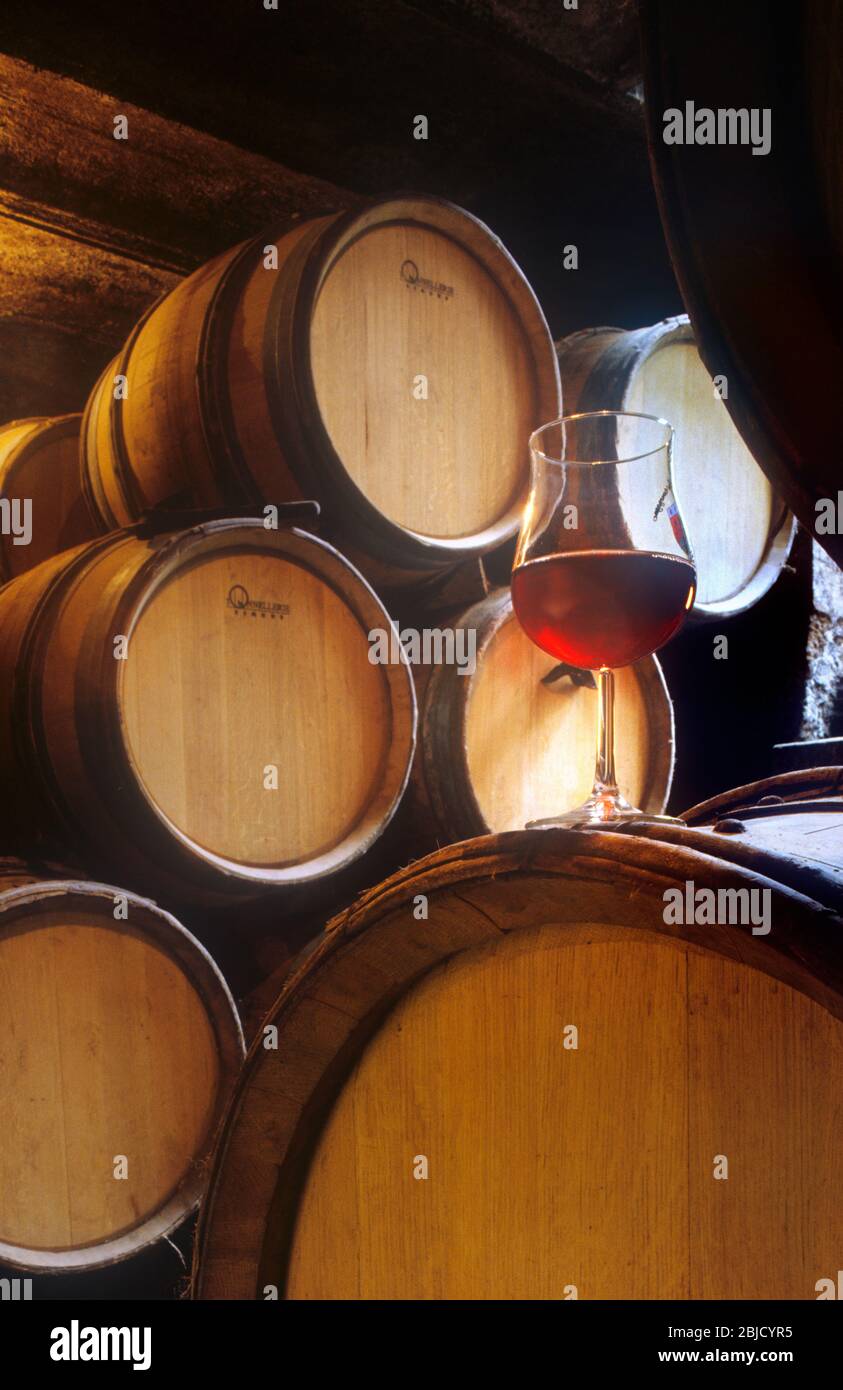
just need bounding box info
[526,788,683,830]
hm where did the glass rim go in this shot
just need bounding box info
[529,410,674,467]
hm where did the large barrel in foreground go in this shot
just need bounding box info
[415,588,674,839]
[0,520,415,905]
[79,196,560,583]
[195,772,843,1299]
[557,317,795,620]
[0,415,98,580]
[0,861,243,1272]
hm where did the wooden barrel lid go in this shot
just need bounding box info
[0,868,243,1272]
[420,589,673,837]
[58,521,414,899]
[194,815,843,1300]
[302,197,561,559]
[119,531,401,873]
[557,318,795,619]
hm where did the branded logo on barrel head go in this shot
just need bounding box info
[227,584,289,619]
[400,259,454,300]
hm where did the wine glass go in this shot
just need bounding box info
[511,411,696,827]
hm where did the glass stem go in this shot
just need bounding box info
[593,668,618,800]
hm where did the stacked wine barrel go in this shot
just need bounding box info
[0,190,816,1297]
[0,196,566,1284]
[0,197,569,907]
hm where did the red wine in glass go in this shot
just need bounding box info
[511,549,697,671]
[513,410,696,827]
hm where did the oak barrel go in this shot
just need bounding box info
[195,772,843,1300]
[0,519,415,905]
[415,588,674,839]
[640,0,843,568]
[0,415,98,581]
[79,196,560,582]
[557,317,795,619]
[0,859,244,1273]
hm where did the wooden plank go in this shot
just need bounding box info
[0,216,177,415]
[0,54,357,417]
[0,55,357,267]
[0,216,177,343]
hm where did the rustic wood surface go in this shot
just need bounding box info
[0,4,644,212]
[284,925,842,1300]
[683,765,843,822]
